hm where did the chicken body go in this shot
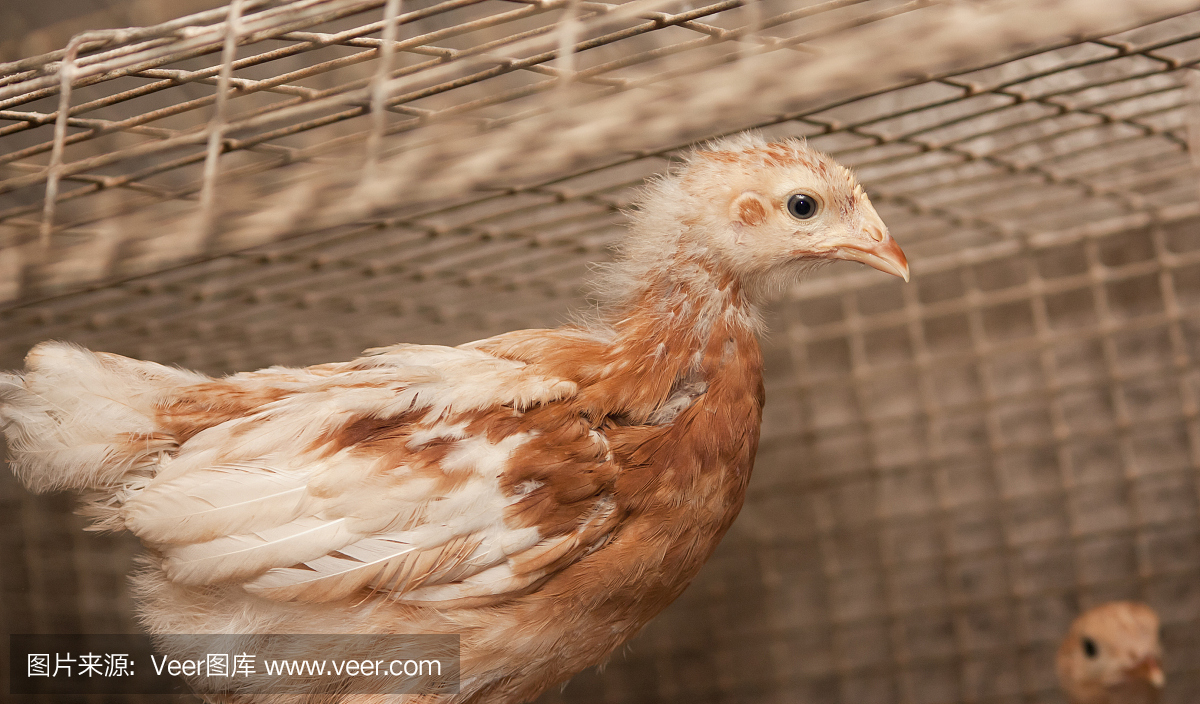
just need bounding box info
[0,134,908,703]
[1057,601,1165,704]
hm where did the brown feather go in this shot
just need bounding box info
[1,133,908,704]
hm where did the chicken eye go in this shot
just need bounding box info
[786,193,818,220]
[1082,637,1098,659]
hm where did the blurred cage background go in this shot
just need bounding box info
[2,0,1200,702]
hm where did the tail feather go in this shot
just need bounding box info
[0,341,208,495]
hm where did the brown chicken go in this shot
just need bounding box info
[1057,601,1165,704]
[1,134,908,702]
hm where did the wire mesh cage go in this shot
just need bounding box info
[3,0,1200,702]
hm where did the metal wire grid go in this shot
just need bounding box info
[0,0,934,254]
[4,6,1200,370]
[0,0,1192,308]
[779,220,1200,703]
[2,2,1200,704]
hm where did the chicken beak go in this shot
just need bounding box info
[1128,658,1166,689]
[826,224,910,282]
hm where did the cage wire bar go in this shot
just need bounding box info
[3,0,1200,703]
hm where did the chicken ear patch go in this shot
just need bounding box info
[730,191,770,228]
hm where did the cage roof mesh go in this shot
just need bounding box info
[3,1,1200,703]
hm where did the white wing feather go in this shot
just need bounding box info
[125,460,309,544]
[119,340,602,604]
[163,517,356,585]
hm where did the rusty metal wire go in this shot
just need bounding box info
[4,1,1200,703]
[1,0,1190,304]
